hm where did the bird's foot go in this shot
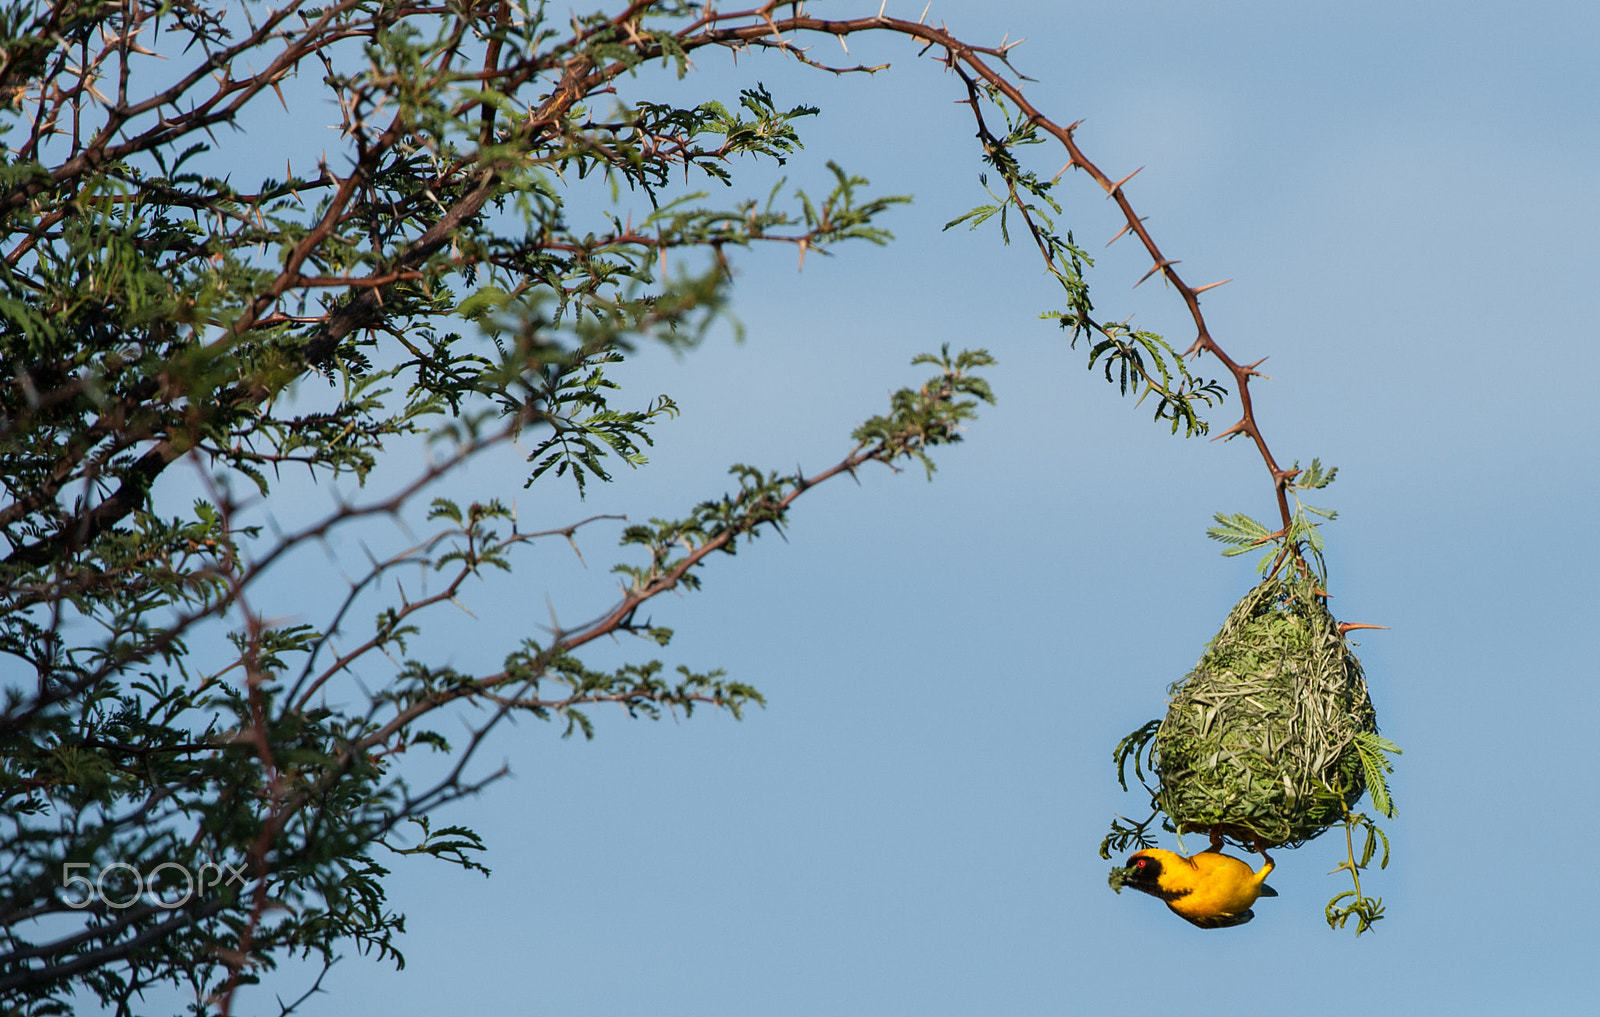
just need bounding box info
[1251,836,1274,868]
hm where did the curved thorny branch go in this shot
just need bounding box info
[671,2,1297,536]
[2,1,1297,567]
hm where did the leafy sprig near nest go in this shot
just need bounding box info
[1207,458,1339,578]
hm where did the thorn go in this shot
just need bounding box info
[1134,259,1178,288]
[1105,216,1148,246]
[1209,419,1249,443]
[1338,623,1390,635]
[878,0,888,16]
[1192,278,1233,295]
[1107,166,1144,195]
[1177,329,1209,358]
[1051,160,1075,183]
[1241,356,1271,378]
[919,1,931,24]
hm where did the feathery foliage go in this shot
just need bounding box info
[1,0,1361,1008]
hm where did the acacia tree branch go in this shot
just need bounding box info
[670,4,1297,534]
[0,6,1316,1005]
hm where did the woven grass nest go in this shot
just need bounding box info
[1146,572,1380,848]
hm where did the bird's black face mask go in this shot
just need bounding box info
[1121,854,1182,901]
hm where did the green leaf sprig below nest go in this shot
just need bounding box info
[1326,812,1392,936]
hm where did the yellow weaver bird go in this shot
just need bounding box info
[1117,839,1277,929]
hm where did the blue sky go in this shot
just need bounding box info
[139,2,1600,1013]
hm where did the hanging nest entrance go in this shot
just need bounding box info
[1118,571,1390,849]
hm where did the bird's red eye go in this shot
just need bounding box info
[1134,859,1146,868]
